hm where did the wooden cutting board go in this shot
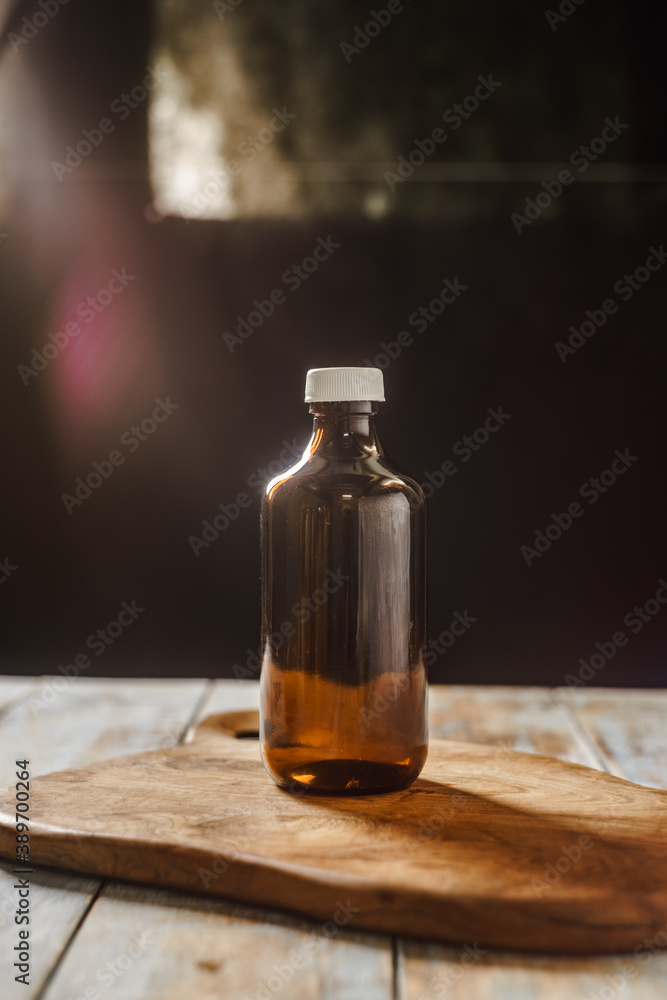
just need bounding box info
[1,709,666,954]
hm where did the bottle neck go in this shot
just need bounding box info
[307,401,383,459]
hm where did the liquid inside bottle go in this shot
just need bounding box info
[259,367,428,794]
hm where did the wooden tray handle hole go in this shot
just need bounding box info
[191,711,261,742]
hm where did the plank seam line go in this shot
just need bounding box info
[29,681,212,996]
[550,687,622,777]
[392,938,405,1000]
[179,678,218,745]
[32,880,105,1000]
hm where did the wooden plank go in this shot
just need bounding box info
[0,676,40,713]
[399,686,667,1000]
[3,681,663,999]
[41,883,393,1000]
[187,678,260,725]
[559,687,667,789]
[39,680,394,1000]
[426,684,604,766]
[400,943,667,999]
[0,862,100,989]
[0,676,213,775]
[2,702,666,953]
[0,677,209,998]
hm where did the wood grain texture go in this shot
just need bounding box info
[563,687,667,789]
[3,680,666,999]
[2,706,666,954]
[400,687,667,1000]
[0,677,209,998]
[0,862,99,995]
[193,678,260,719]
[41,680,395,1000]
[0,677,39,713]
[40,882,393,1000]
[426,685,604,765]
[0,676,213,775]
[399,941,667,1000]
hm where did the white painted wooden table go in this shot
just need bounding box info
[0,677,666,999]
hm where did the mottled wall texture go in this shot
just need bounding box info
[0,0,665,685]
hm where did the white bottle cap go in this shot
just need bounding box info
[304,367,385,402]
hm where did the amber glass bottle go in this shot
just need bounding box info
[259,367,428,794]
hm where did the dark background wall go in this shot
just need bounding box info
[0,0,665,686]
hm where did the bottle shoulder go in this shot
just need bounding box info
[263,453,425,506]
